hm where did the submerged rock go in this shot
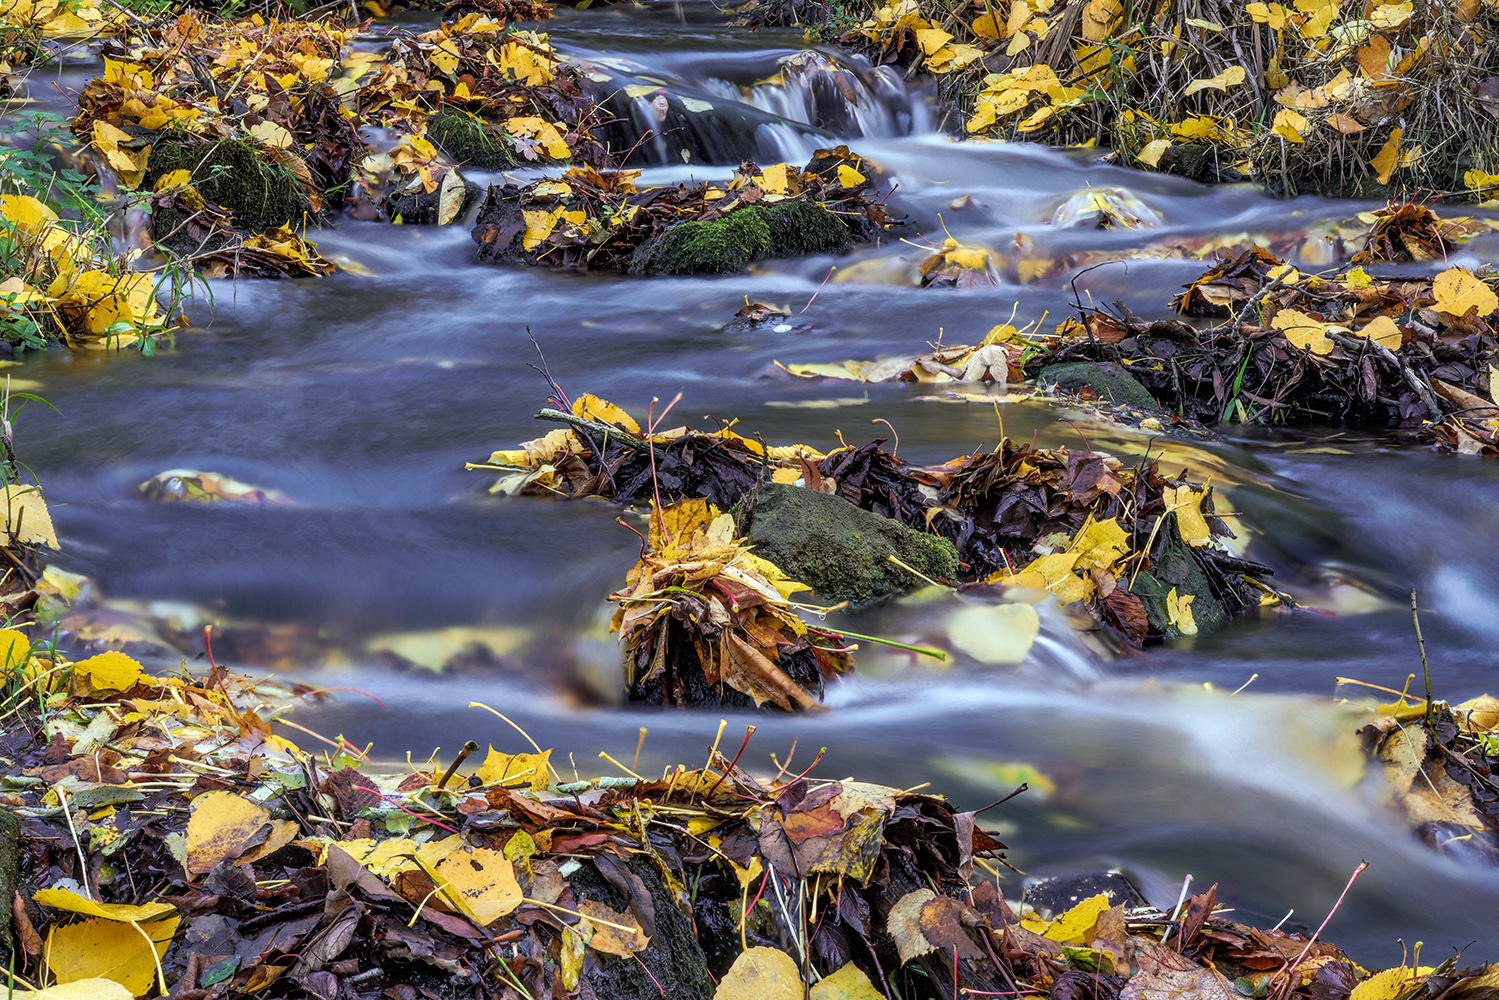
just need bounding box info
[1040,361,1163,414]
[743,482,958,605]
[629,199,851,274]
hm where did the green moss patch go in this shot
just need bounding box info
[147,136,310,234]
[428,111,516,171]
[631,200,851,275]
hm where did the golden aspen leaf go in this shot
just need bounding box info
[714,947,802,1000]
[70,650,142,693]
[1327,113,1364,133]
[1368,1,1412,27]
[437,168,466,226]
[185,790,272,873]
[1270,108,1309,143]
[944,246,993,270]
[836,164,866,187]
[914,26,953,54]
[1345,266,1372,288]
[430,38,461,77]
[571,393,640,433]
[1166,587,1197,635]
[521,207,563,251]
[1,484,58,548]
[1038,892,1111,944]
[45,916,180,997]
[1465,169,1499,190]
[1356,36,1392,82]
[89,122,148,189]
[247,121,293,150]
[811,963,885,1000]
[1371,128,1402,184]
[1,193,58,235]
[1273,308,1334,354]
[1081,0,1121,42]
[32,889,174,924]
[758,162,790,195]
[945,602,1039,665]
[432,848,522,925]
[1432,268,1499,318]
[1136,139,1170,166]
[970,10,1005,38]
[473,746,553,792]
[1246,2,1287,28]
[578,898,649,956]
[1165,486,1212,546]
[1183,65,1245,96]
[15,979,135,1000]
[1349,967,1434,1000]
[1358,315,1403,350]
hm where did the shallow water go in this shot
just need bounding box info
[13,2,1499,960]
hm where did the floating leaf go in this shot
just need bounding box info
[945,602,1040,665]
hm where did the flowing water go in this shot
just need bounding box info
[15,1,1499,960]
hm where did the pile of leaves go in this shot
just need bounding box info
[1357,688,1499,864]
[610,496,852,710]
[10,643,1499,1000]
[1037,211,1499,453]
[57,5,610,275]
[471,146,887,272]
[745,0,1499,197]
[471,385,1281,653]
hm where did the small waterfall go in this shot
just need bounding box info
[594,48,930,167]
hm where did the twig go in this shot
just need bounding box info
[1326,331,1443,420]
[1411,589,1433,728]
[437,740,479,790]
[536,408,649,450]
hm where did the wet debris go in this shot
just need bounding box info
[138,471,292,505]
[471,147,888,273]
[1035,229,1499,454]
[744,0,1499,198]
[469,386,1284,665]
[8,646,1499,1000]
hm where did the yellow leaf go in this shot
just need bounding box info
[1358,315,1402,350]
[473,746,553,792]
[1466,169,1499,191]
[836,164,866,187]
[571,393,640,433]
[70,650,142,693]
[944,246,992,270]
[758,162,790,195]
[248,121,293,150]
[1,483,58,548]
[504,116,570,159]
[90,122,148,189]
[45,916,180,997]
[811,962,885,1000]
[1270,108,1308,143]
[1166,587,1197,636]
[1345,266,1372,288]
[1432,268,1498,318]
[915,26,953,54]
[1371,128,1402,185]
[432,848,522,925]
[32,889,174,924]
[1021,892,1111,944]
[714,947,801,1000]
[431,37,461,77]
[579,897,649,956]
[1327,113,1364,134]
[1164,486,1212,546]
[14,979,135,1000]
[1074,517,1129,568]
[1184,65,1245,96]
[1,193,58,236]
[1273,308,1334,354]
[1368,1,1413,27]
[1137,138,1171,166]
[437,168,466,226]
[186,790,273,873]
[1246,1,1287,28]
[522,207,563,251]
[1350,966,1433,1000]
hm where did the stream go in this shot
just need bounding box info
[13,0,1499,962]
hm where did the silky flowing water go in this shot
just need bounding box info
[15,1,1499,960]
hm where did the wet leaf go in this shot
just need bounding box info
[438,169,466,226]
[45,916,180,997]
[1358,315,1403,350]
[1164,486,1211,546]
[1137,139,1171,166]
[1166,587,1197,636]
[714,946,802,999]
[70,650,142,693]
[811,962,884,1000]
[945,602,1040,664]
[474,746,553,791]
[185,789,272,873]
[1431,268,1498,319]
[31,890,174,924]
[1,484,59,548]
[579,897,649,956]
[1272,308,1334,355]
[14,980,135,1000]
[432,848,523,925]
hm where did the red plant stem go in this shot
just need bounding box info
[633,954,666,997]
[1270,861,1368,994]
[705,724,755,798]
[372,789,461,835]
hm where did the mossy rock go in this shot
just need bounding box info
[386,172,480,225]
[1127,528,1229,637]
[570,854,715,1000]
[0,809,17,953]
[147,136,310,237]
[743,482,959,606]
[631,199,851,274]
[428,111,516,171]
[1040,361,1163,414]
